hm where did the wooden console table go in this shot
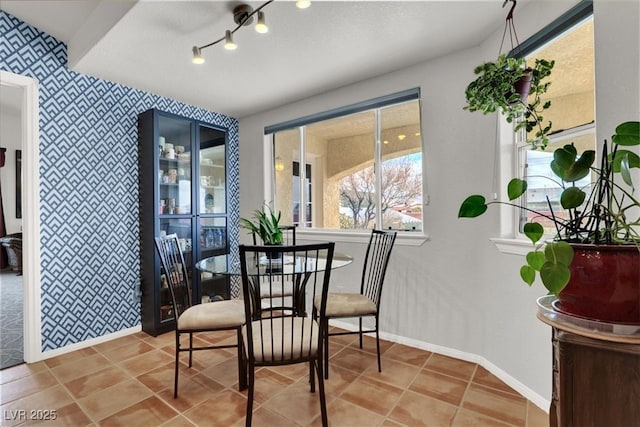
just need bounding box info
[537,296,640,427]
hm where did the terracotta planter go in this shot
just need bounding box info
[554,244,640,325]
[507,70,532,104]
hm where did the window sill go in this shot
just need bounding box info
[296,229,429,246]
[490,237,535,256]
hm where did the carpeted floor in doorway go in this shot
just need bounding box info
[0,269,23,369]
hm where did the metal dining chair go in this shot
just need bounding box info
[251,225,297,316]
[239,242,335,427]
[315,229,397,379]
[154,233,246,398]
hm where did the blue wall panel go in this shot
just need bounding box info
[1,11,240,351]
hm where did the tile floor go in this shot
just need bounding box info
[0,328,549,426]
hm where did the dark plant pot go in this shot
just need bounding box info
[507,70,533,104]
[553,244,640,325]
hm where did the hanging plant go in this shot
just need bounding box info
[463,0,555,149]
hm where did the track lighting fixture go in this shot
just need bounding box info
[191,0,310,64]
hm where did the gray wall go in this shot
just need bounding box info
[238,0,640,403]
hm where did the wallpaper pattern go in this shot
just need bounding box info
[0,11,240,351]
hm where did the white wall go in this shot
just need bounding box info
[0,97,23,234]
[238,0,639,404]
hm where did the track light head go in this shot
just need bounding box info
[192,46,205,64]
[224,30,237,50]
[255,11,269,33]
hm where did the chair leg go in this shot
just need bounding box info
[188,332,193,368]
[375,316,382,372]
[309,360,316,392]
[316,359,328,427]
[237,328,247,391]
[359,317,363,348]
[323,318,330,380]
[174,331,180,399]
[245,362,255,427]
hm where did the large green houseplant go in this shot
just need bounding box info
[464,54,555,148]
[240,204,283,245]
[459,121,640,323]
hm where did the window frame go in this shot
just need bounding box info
[494,1,595,254]
[264,88,427,241]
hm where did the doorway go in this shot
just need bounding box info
[0,70,42,366]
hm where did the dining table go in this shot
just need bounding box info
[196,249,353,318]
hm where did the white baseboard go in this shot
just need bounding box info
[329,319,550,413]
[39,325,142,361]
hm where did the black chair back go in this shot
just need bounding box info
[154,233,192,320]
[361,230,397,309]
[239,242,335,364]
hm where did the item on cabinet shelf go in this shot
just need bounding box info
[200,176,207,186]
[205,193,214,209]
[178,168,185,178]
[175,146,185,154]
[201,295,211,304]
[168,169,177,183]
[159,199,166,214]
[166,149,176,159]
[178,153,190,161]
[159,136,166,148]
[162,174,170,184]
[164,143,174,151]
[179,238,187,251]
[185,238,192,251]
[161,274,168,288]
[160,305,173,318]
[159,170,164,180]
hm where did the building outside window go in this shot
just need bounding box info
[269,90,423,232]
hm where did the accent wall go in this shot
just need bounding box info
[0,11,240,352]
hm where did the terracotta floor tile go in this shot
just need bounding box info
[319,364,359,400]
[200,357,244,388]
[526,401,550,427]
[340,375,403,416]
[183,389,246,426]
[262,378,326,424]
[310,397,385,427]
[382,343,432,367]
[362,357,421,389]
[248,367,296,405]
[158,415,197,426]
[97,396,178,427]
[452,408,515,426]
[388,390,458,426]
[76,378,153,422]
[100,340,156,364]
[50,352,112,383]
[118,349,174,377]
[329,346,378,375]
[2,331,547,427]
[43,347,98,369]
[92,334,145,354]
[462,383,527,427]
[136,362,178,393]
[156,374,224,413]
[64,365,131,399]
[0,370,58,404]
[0,362,48,385]
[425,353,478,381]
[51,402,94,426]
[233,406,299,427]
[409,369,469,406]
[473,366,519,395]
[0,385,76,426]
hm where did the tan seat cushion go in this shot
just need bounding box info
[243,317,319,363]
[178,299,245,330]
[315,293,377,318]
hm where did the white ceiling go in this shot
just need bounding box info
[1,0,520,118]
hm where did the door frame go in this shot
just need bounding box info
[1,70,42,363]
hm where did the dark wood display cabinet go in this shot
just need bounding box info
[537,296,640,427]
[138,108,231,336]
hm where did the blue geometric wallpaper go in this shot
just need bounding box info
[0,11,240,352]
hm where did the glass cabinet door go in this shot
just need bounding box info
[158,116,192,215]
[198,125,226,215]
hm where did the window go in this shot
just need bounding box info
[268,90,423,232]
[513,6,595,236]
